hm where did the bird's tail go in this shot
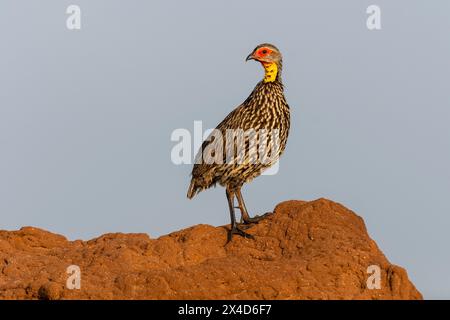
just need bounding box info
[187,180,198,199]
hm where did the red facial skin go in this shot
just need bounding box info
[253,47,272,61]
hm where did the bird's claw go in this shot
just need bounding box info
[227,226,255,243]
[243,212,274,225]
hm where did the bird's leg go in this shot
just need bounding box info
[235,187,251,224]
[226,188,254,242]
[236,187,273,225]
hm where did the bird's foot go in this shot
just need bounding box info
[242,212,274,225]
[227,225,255,243]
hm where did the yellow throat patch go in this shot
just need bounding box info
[263,62,278,83]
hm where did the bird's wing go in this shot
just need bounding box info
[192,103,242,163]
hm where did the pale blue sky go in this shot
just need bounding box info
[1,1,449,299]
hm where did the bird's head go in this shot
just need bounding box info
[246,43,282,64]
[246,43,282,83]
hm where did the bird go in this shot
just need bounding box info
[187,43,291,242]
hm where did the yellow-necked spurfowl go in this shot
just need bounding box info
[187,43,291,241]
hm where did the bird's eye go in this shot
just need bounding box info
[262,49,268,54]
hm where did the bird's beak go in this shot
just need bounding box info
[246,52,255,62]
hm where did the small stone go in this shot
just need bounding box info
[38,282,62,300]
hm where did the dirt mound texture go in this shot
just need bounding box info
[0,198,422,300]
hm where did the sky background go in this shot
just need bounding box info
[1,1,449,299]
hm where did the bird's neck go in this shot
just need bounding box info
[262,62,281,83]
